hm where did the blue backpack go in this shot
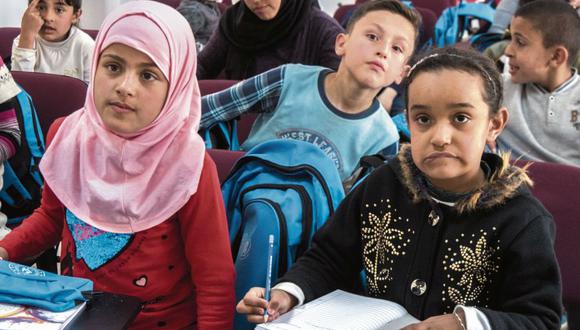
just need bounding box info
[199,120,240,150]
[469,31,505,52]
[0,89,45,225]
[222,140,345,330]
[434,0,496,47]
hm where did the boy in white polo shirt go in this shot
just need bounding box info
[497,0,580,166]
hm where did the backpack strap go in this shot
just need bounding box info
[200,120,240,151]
[0,90,45,224]
[16,91,45,186]
[359,154,389,169]
[343,154,391,193]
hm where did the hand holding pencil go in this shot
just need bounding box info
[236,234,299,323]
[236,287,297,324]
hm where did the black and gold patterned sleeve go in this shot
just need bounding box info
[479,214,561,329]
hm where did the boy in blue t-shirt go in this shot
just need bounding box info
[200,0,421,181]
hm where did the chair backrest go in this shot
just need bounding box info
[236,113,257,146]
[198,79,238,96]
[414,6,437,46]
[207,149,245,183]
[82,29,99,40]
[198,79,257,146]
[153,0,181,8]
[411,0,454,17]
[11,72,87,136]
[333,4,356,26]
[518,160,580,311]
[0,27,20,63]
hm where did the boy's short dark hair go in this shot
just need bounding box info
[345,0,421,47]
[404,47,503,115]
[515,0,580,66]
[30,0,82,12]
[518,0,567,8]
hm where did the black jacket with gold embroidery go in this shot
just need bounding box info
[279,146,562,329]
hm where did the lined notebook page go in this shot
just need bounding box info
[257,290,419,330]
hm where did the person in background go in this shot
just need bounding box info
[11,0,94,83]
[484,0,580,72]
[177,0,221,52]
[0,2,235,328]
[497,0,580,166]
[197,0,343,80]
[200,0,420,182]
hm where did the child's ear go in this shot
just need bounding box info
[394,65,411,85]
[550,46,569,67]
[486,107,509,145]
[73,8,82,24]
[334,33,348,57]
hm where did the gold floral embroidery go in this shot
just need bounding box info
[361,199,413,295]
[444,233,501,306]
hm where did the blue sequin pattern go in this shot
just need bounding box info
[66,209,133,271]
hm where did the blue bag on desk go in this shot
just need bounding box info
[0,260,92,312]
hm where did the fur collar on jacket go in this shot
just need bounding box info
[394,144,533,214]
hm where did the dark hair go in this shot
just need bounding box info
[345,0,421,49]
[404,47,503,115]
[30,0,82,13]
[517,0,567,8]
[515,0,580,66]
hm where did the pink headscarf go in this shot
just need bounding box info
[39,1,205,233]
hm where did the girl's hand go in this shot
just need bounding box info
[236,287,298,324]
[401,313,465,330]
[19,0,43,48]
[570,0,580,9]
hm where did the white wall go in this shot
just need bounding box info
[0,0,28,28]
[1,0,138,29]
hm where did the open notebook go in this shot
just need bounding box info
[256,290,419,330]
[0,302,86,330]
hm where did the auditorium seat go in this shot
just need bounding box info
[199,79,257,146]
[518,160,580,328]
[207,149,245,183]
[12,71,87,136]
[333,4,356,26]
[411,0,454,17]
[153,0,181,8]
[0,27,20,64]
[415,6,437,46]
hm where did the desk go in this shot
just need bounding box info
[67,293,141,330]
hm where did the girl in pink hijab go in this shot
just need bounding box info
[0,1,235,328]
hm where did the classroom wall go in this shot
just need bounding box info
[1,0,148,29]
[0,0,27,28]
